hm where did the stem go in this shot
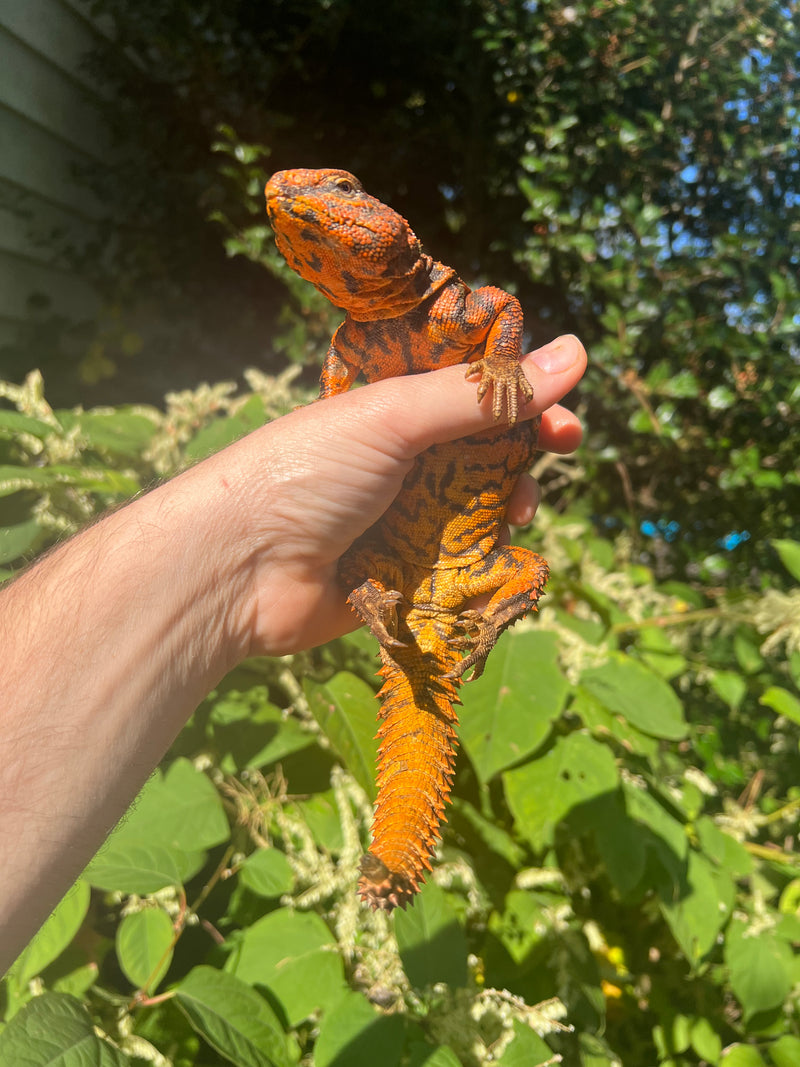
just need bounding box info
[763,796,800,826]
[128,844,236,1009]
[744,841,800,866]
[611,607,749,634]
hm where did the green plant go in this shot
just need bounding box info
[2,373,798,1066]
[33,1,794,583]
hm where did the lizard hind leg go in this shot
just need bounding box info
[347,580,407,650]
[445,545,549,681]
[339,540,408,651]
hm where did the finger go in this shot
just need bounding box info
[346,334,587,457]
[506,473,540,526]
[538,403,583,454]
[519,334,587,416]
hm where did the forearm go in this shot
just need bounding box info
[0,453,250,965]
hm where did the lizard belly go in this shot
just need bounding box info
[377,420,538,568]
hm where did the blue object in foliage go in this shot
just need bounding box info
[640,519,681,542]
[718,530,751,551]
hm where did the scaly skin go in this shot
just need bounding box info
[265,168,549,911]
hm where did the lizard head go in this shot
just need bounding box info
[265,168,430,317]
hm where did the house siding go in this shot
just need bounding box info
[0,0,112,349]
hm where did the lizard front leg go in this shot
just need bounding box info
[462,289,533,424]
[318,324,361,398]
[445,546,549,681]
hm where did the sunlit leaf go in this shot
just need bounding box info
[176,966,292,1067]
[504,732,619,852]
[461,630,568,783]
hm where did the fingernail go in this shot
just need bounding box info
[531,336,578,374]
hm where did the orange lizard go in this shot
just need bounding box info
[265,168,549,911]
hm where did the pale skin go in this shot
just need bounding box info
[0,335,586,971]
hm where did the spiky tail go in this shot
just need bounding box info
[358,626,462,912]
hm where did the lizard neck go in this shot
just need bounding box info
[344,257,457,322]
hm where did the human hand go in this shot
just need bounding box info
[220,334,586,657]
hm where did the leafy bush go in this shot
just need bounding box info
[2,372,799,1066]
[22,0,791,581]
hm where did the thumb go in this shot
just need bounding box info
[350,334,587,458]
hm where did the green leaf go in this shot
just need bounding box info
[0,463,140,498]
[0,410,56,439]
[0,517,42,564]
[653,1013,691,1057]
[734,630,763,674]
[504,732,619,852]
[759,685,800,725]
[85,841,193,894]
[725,920,795,1021]
[719,1046,767,1067]
[694,817,753,877]
[622,780,688,881]
[305,670,379,800]
[175,965,292,1067]
[577,1022,617,1065]
[52,963,100,1001]
[769,1035,800,1067]
[709,669,747,710]
[573,688,659,759]
[124,757,231,852]
[592,794,648,895]
[772,539,800,582]
[708,385,736,411]
[460,630,569,782]
[116,908,174,991]
[184,394,267,461]
[314,991,405,1067]
[496,1021,554,1065]
[227,908,346,1026]
[9,879,90,985]
[394,882,468,989]
[73,411,158,455]
[779,879,800,916]
[239,849,295,898]
[292,789,344,852]
[661,369,700,398]
[85,759,228,893]
[210,692,314,772]
[409,1046,462,1067]
[580,654,687,739]
[488,889,546,965]
[658,849,734,965]
[689,1015,722,1063]
[451,797,526,867]
[0,992,129,1065]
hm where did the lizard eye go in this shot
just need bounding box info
[335,177,356,194]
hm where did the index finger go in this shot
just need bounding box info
[538,402,583,454]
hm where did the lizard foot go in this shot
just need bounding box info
[466,358,534,424]
[444,609,498,682]
[347,581,407,650]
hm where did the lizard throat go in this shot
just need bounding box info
[339,254,451,321]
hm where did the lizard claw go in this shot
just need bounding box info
[444,609,498,682]
[347,582,407,650]
[466,358,534,424]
